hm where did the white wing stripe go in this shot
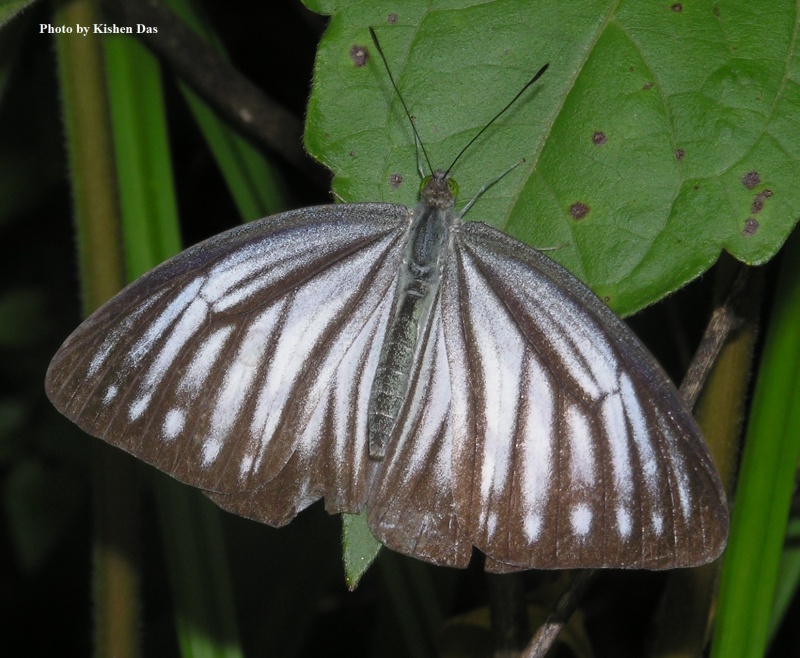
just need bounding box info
[602,389,634,540]
[616,506,632,538]
[621,373,659,492]
[333,296,394,468]
[249,246,387,472]
[471,250,619,399]
[567,405,595,487]
[210,272,279,312]
[376,312,449,479]
[202,223,389,310]
[202,242,278,301]
[571,503,592,537]
[163,408,185,440]
[659,409,693,521]
[462,265,525,509]
[102,385,118,404]
[180,325,236,395]
[127,296,209,420]
[205,302,285,467]
[201,230,316,302]
[520,357,555,542]
[295,276,395,467]
[141,297,209,393]
[602,391,633,498]
[87,289,167,377]
[128,278,203,366]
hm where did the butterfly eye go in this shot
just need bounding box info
[419,175,432,193]
[446,177,459,198]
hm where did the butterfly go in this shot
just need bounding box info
[45,39,728,573]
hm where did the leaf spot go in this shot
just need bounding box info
[741,171,760,189]
[750,189,773,214]
[570,202,590,220]
[742,218,759,236]
[350,44,369,67]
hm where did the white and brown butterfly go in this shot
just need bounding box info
[45,49,727,573]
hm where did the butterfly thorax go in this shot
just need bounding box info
[366,172,454,460]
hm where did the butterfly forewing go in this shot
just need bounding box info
[442,222,727,569]
[46,204,410,505]
[208,281,399,525]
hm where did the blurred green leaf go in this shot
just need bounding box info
[4,459,84,571]
[104,27,243,658]
[166,0,288,221]
[0,0,38,29]
[0,288,47,348]
[770,518,800,644]
[0,397,26,461]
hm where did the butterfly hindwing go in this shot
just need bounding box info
[442,222,728,569]
[46,204,409,511]
[366,306,473,569]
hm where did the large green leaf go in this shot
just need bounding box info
[304,0,800,316]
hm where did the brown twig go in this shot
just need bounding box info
[521,570,595,658]
[679,266,752,408]
[104,0,328,186]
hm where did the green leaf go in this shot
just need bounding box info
[342,512,382,589]
[304,0,800,316]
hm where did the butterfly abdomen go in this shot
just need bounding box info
[367,200,450,460]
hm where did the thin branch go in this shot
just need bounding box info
[679,266,753,409]
[104,0,327,186]
[521,570,595,658]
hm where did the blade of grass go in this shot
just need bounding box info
[103,29,242,658]
[52,1,138,656]
[712,233,800,657]
[769,518,800,644]
[165,0,288,220]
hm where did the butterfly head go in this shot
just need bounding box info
[420,170,458,210]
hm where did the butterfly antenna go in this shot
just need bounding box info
[369,27,434,175]
[445,62,549,177]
